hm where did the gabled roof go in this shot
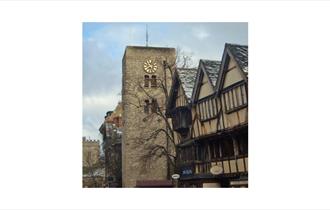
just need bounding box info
[200,59,221,87]
[191,59,221,103]
[166,68,198,114]
[176,68,198,101]
[216,43,248,93]
[227,44,248,74]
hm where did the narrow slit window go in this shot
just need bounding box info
[151,99,157,113]
[144,100,150,114]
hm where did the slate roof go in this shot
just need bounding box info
[200,59,221,87]
[176,68,198,101]
[227,44,248,74]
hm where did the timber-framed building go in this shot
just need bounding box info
[167,43,248,188]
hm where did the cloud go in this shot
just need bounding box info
[193,28,210,40]
[83,92,121,140]
[83,38,121,96]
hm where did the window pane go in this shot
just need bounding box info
[228,92,232,110]
[229,90,234,109]
[201,102,205,120]
[236,86,242,106]
[204,101,209,119]
[212,98,217,115]
[232,89,237,108]
[225,93,230,112]
[241,85,247,105]
[208,99,213,118]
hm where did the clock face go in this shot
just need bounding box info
[143,59,157,74]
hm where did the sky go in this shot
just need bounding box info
[83,22,248,141]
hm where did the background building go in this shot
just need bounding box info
[82,137,100,167]
[82,137,104,187]
[99,102,123,187]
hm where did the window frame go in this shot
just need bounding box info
[223,81,248,114]
[196,96,218,122]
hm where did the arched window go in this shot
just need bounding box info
[144,75,150,87]
[151,75,157,87]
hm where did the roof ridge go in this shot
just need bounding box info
[200,59,221,62]
[225,43,248,47]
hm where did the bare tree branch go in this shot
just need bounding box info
[125,49,193,176]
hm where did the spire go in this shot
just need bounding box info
[146,24,149,47]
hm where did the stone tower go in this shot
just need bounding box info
[82,138,100,167]
[122,46,176,187]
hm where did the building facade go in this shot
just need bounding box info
[82,138,100,167]
[167,43,248,187]
[99,102,123,187]
[122,46,176,187]
[82,138,103,187]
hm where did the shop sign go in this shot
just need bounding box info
[182,169,193,176]
[210,165,223,175]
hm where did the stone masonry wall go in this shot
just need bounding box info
[122,46,176,187]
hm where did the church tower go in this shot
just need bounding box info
[122,46,176,187]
